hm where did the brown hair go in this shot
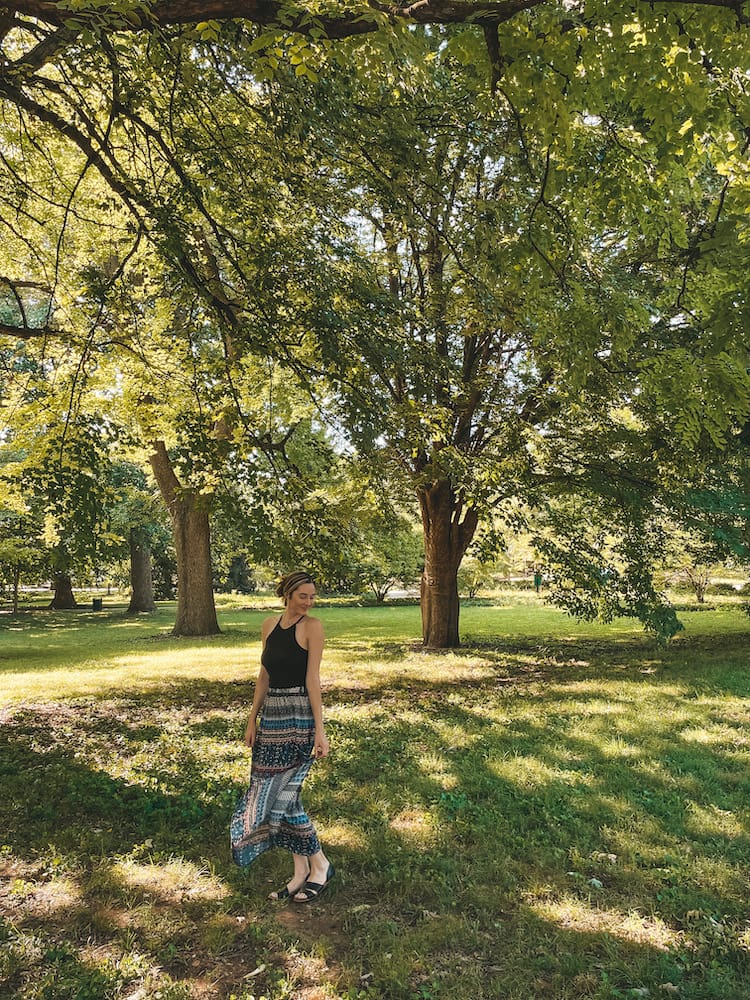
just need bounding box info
[276,571,315,604]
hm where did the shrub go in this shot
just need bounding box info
[706,582,744,596]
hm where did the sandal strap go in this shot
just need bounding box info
[270,878,307,900]
[298,881,324,898]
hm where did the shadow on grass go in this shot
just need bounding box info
[0,724,228,857]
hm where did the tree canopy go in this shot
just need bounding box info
[0,0,749,642]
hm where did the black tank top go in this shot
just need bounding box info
[261,617,308,687]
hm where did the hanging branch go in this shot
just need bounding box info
[483,23,502,96]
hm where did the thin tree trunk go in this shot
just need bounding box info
[48,572,77,609]
[149,440,220,636]
[12,564,20,615]
[126,527,156,614]
[418,479,479,648]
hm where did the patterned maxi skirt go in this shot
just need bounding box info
[231,686,321,865]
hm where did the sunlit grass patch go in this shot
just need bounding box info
[527,896,680,950]
[416,749,453,782]
[2,873,84,920]
[113,858,229,904]
[684,801,746,840]
[387,808,438,847]
[317,821,370,853]
[0,643,262,703]
[688,856,750,905]
[680,721,750,747]
[488,754,595,789]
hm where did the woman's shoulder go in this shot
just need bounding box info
[300,614,323,633]
[261,614,280,635]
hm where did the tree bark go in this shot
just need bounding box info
[12,564,20,615]
[3,0,740,34]
[48,571,77,609]
[418,479,479,648]
[126,527,156,614]
[148,440,220,636]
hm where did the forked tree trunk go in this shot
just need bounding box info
[418,479,479,648]
[48,572,77,609]
[149,440,220,636]
[126,527,156,614]
[686,566,709,604]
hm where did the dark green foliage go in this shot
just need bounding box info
[214,555,256,595]
[534,498,685,641]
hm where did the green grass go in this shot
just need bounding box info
[1,596,749,999]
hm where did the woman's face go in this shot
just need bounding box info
[288,583,316,616]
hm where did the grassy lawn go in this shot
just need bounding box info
[1,596,749,999]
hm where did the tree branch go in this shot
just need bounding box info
[483,23,502,95]
[0,0,745,37]
[0,322,59,339]
[8,23,80,71]
[0,277,52,292]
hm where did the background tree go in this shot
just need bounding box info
[662,428,750,598]
[0,512,44,613]
[357,517,423,603]
[107,462,167,614]
[5,400,120,609]
[0,17,365,629]
[292,17,750,644]
[659,527,724,604]
[457,558,489,601]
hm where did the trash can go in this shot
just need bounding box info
[92,597,103,611]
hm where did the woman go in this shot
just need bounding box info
[230,571,334,903]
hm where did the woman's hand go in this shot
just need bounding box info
[244,719,257,747]
[313,730,330,759]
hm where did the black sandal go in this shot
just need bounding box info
[293,863,335,904]
[268,872,309,901]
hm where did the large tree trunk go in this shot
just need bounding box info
[149,440,220,636]
[418,480,479,648]
[48,571,77,609]
[126,527,156,614]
